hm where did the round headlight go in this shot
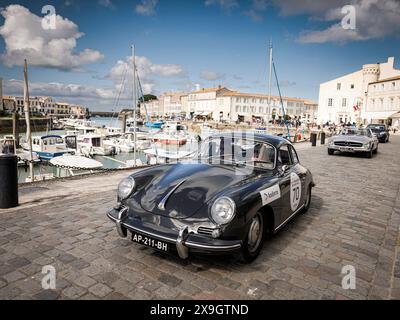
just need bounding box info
[211,197,236,225]
[118,176,136,200]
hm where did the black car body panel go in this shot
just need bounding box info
[107,132,314,260]
[367,124,390,143]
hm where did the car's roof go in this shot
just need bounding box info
[208,131,291,148]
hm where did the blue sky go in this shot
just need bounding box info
[0,0,399,111]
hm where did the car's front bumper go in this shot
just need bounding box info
[106,207,242,259]
[328,145,371,152]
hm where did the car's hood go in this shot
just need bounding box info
[138,162,254,219]
[332,135,370,143]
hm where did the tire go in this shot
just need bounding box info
[328,149,334,155]
[301,185,312,214]
[239,212,265,263]
[366,149,373,158]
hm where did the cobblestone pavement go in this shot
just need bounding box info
[1,137,400,300]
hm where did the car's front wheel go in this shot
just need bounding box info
[239,212,265,263]
[366,149,373,158]
[328,149,335,155]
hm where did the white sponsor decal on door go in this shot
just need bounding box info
[290,172,302,212]
[260,184,281,206]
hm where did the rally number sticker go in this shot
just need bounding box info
[260,184,281,206]
[290,172,301,212]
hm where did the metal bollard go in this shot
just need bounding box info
[321,132,326,145]
[0,154,19,209]
[310,133,317,147]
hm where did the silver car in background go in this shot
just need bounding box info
[328,127,379,158]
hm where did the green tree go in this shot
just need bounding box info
[141,94,157,102]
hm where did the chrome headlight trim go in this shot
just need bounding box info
[118,176,136,200]
[210,196,236,225]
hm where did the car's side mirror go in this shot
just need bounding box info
[281,165,289,174]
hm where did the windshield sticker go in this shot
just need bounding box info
[260,184,281,206]
[290,172,302,212]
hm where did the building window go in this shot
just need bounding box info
[392,82,396,89]
[342,98,347,107]
[337,83,341,90]
[350,84,354,89]
[328,98,333,107]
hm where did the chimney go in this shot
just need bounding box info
[195,84,200,91]
[0,77,3,111]
[388,57,395,67]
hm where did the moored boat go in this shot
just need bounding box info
[22,135,72,161]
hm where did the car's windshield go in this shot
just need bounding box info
[367,125,385,132]
[340,128,371,137]
[198,136,276,169]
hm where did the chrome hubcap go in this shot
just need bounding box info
[248,214,263,253]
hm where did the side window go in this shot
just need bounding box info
[290,146,299,164]
[278,145,292,166]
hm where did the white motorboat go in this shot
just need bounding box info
[78,134,117,156]
[143,148,193,164]
[49,155,103,178]
[21,135,72,161]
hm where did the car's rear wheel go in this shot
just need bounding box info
[328,149,334,155]
[239,212,265,263]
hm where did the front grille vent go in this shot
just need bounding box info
[334,141,363,147]
[197,227,214,236]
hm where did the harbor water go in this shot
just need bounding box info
[0,117,199,183]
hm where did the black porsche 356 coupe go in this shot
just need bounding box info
[107,132,314,262]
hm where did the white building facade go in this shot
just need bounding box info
[364,76,400,125]
[318,57,400,125]
[1,95,87,118]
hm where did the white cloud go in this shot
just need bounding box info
[135,0,158,16]
[98,0,115,9]
[244,0,269,21]
[4,79,115,100]
[271,0,400,43]
[0,5,104,70]
[200,70,226,81]
[205,0,239,11]
[108,55,184,80]
[107,55,185,95]
[272,0,345,16]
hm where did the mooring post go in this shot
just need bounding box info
[12,111,20,148]
[121,113,127,133]
[0,154,19,209]
[321,131,326,145]
[311,132,317,147]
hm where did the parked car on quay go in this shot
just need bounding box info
[327,127,379,158]
[107,132,315,262]
[366,124,390,143]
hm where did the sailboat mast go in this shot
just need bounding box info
[268,40,273,107]
[23,59,34,181]
[132,45,137,167]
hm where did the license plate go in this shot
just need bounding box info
[131,232,169,252]
[340,147,353,152]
